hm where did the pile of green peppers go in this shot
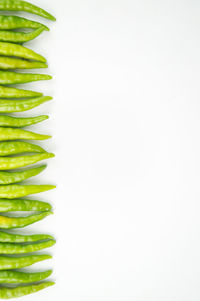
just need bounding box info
[0,0,56,298]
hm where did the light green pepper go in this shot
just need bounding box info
[0,115,48,127]
[0,27,46,43]
[0,282,55,299]
[0,96,52,113]
[0,0,56,21]
[0,15,49,31]
[0,70,51,85]
[0,57,47,69]
[0,127,51,141]
[0,254,52,269]
[0,231,54,243]
[0,270,52,284]
[0,153,54,169]
[0,212,52,228]
[0,85,42,98]
[0,239,55,254]
[0,185,56,199]
[0,141,46,156]
[0,41,46,62]
[0,165,46,185]
[0,198,52,212]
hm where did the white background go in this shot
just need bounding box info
[10,0,200,300]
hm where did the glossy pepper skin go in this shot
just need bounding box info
[0,96,52,113]
[0,269,52,283]
[0,141,46,156]
[0,41,46,62]
[0,165,46,185]
[0,0,56,21]
[0,212,52,229]
[0,239,55,254]
[0,27,46,43]
[0,281,55,299]
[0,198,52,212]
[0,127,51,141]
[0,57,47,69]
[0,153,54,169]
[0,184,56,198]
[0,115,48,127]
[0,70,51,85]
[0,15,49,31]
[0,85,42,98]
[0,254,52,269]
[0,231,54,243]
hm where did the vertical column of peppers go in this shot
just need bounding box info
[0,0,56,299]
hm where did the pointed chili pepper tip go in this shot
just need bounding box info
[43,115,49,119]
[39,115,49,122]
[44,96,53,101]
[49,15,56,21]
[38,164,47,171]
[46,269,53,275]
[48,153,55,158]
[42,25,50,31]
[46,75,52,80]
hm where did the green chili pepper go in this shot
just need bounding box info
[0,27,46,43]
[0,269,52,283]
[0,70,51,85]
[0,153,54,169]
[0,42,46,62]
[0,96,52,113]
[0,57,47,69]
[0,198,52,212]
[0,115,48,127]
[0,212,52,228]
[0,85,42,98]
[0,0,56,21]
[0,254,52,269]
[0,15,49,31]
[0,141,46,156]
[0,239,55,254]
[0,231,54,243]
[0,185,56,199]
[0,281,54,299]
[0,165,46,185]
[0,127,51,141]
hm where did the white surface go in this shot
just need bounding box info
[12,0,200,300]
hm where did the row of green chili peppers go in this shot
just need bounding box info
[0,0,56,299]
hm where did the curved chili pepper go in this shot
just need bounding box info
[0,198,52,212]
[0,165,46,185]
[0,27,46,43]
[0,96,52,113]
[0,254,52,269]
[0,57,47,69]
[0,115,48,127]
[0,153,55,170]
[0,70,51,84]
[0,141,46,156]
[0,184,56,198]
[0,239,55,254]
[0,212,52,228]
[0,15,49,31]
[0,281,55,298]
[0,269,52,283]
[0,42,46,62]
[0,153,54,169]
[0,0,56,21]
[0,127,51,141]
[0,85,42,98]
[0,231,54,243]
